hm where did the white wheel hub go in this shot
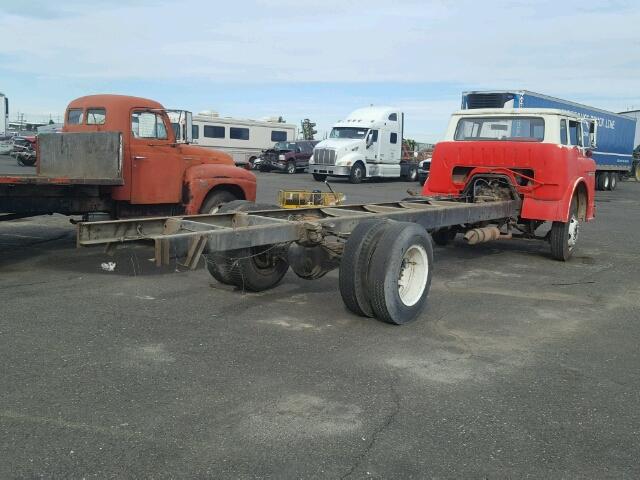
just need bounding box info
[567,215,579,249]
[397,244,429,306]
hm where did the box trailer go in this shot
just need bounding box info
[462,90,637,190]
[0,92,8,137]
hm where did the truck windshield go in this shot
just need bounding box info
[455,117,545,142]
[329,127,368,139]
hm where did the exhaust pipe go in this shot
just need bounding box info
[464,226,508,245]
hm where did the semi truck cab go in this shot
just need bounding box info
[309,106,414,184]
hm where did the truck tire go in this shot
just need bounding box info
[601,172,611,191]
[608,173,617,191]
[339,219,391,317]
[367,222,433,325]
[549,197,579,261]
[349,163,365,184]
[286,161,296,174]
[205,201,285,288]
[200,189,240,214]
[313,173,327,182]
[402,165,418,182]
[227,244,289,292]
[432,227,456,246]
[635,162,640,182]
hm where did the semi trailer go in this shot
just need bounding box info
[462,90,637,190]
[0,92,8,137]
[76,108,596,326]
[308,106,418,184]
[0,94,256,222]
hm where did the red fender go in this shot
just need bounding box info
[183,164,257,214]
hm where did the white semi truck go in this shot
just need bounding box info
[308,106,417,184]
[0,92,8,136]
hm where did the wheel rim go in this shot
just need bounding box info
[288,163,295,174]
[397,244,429,306]
[603,174,610,189]
[354,167,363,180]
[410,169,417,181]
[567,214,579,250]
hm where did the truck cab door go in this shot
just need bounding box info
[129,110,183,205]
[365,129,379,162]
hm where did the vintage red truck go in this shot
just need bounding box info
[0,94,256,221]
[76,107,597,325]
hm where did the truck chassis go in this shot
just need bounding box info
[77,195,522,325]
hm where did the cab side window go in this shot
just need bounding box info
[568,120,581,146]
[560,119,568,145]
[131,111,168,139]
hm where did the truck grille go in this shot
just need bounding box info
[314,148,336,165]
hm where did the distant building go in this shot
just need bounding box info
[37,123,64,134]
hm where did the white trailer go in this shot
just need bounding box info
[308,106,417,183]
[0,93,8,136]
[171,111,296,167]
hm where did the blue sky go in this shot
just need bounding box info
[1,0,639,142]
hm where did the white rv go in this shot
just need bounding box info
[0,93,8,137]
[171,111,296,167]
[308,106,416,183]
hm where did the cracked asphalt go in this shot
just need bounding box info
[1,169,639,478]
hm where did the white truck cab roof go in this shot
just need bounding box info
[334,106,399,128]
[450,108,585,121]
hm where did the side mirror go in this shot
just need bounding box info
[585,149,593,158]
[296,147,301,153]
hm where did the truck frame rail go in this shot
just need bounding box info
[77,196,521,265]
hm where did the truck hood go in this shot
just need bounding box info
[315,138,362,150]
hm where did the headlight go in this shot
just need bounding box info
[278,154,285,161]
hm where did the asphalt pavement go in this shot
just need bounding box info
[1,170,639,478]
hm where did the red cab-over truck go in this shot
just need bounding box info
[0,94,256,221]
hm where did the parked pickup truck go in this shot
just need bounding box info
[257,140,318,173]
[0,94,256,222]
[76,107,597,326]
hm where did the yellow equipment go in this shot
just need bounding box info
[277,189,346,209]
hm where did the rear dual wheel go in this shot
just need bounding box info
[596,172,617,191]
[339,221,433,325]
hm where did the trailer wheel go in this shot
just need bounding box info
[205,201,288,290]
[367,222,433,325]
[608,173,617,191]
[339,219,391,317]
[600,172,611,191]
[549,197,579,261]
[313,173,327,182]
[432,227,456,246]
[349,163,365,184]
